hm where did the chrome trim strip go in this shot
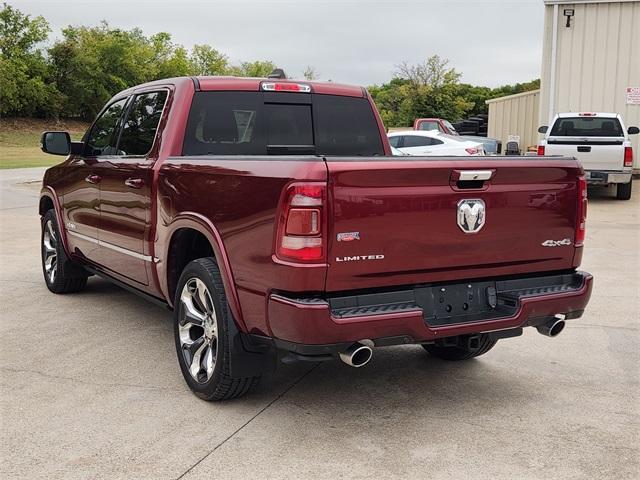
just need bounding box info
[67,230,157,262]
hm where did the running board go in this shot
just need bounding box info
[83,265,169,309]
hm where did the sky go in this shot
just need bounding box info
[12,0,545,87]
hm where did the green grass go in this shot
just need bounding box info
[0,119,89,169]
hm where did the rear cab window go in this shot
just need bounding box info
[550,117,624,137]
[417,121,441,132]
[182,91,384,156]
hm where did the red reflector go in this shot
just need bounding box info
[285,209,320,235]
[537,145,545,156]
[575,176,587,247]
[624,146,633,167]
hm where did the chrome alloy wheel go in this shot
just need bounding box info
[43,219,58,284]
[178,278,218,383]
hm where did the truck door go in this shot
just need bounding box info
[60,98,129,262]
[93,90,168,286]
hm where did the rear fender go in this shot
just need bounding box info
[160,213,247,331]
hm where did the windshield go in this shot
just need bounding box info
[550,117,623,137]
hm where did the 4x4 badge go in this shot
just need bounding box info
[542,238,572,247]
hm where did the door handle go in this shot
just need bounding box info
[85,174,102,184]
[124,178,145,189]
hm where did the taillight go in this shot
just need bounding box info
[624,146,633,167]
[575,176,587,247]
[537,145,545,156]
[276,183,325,263]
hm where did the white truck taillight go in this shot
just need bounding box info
[624,146,633,167]
[276,183,325,262]
[537,145,545,156]
[575,176,587,247]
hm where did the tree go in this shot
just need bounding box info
[302,65,319,80]
[48,24,196,118]
[227,60,277,77]
[190,44,228,76]
[370,55,472,127]
[0,2,58,116]
[395,55,460,88]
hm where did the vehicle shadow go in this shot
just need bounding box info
[587,184,623,202]
[80,277,539,416]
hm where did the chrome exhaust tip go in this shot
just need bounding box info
[339,342,373,368]
[536,314,566,337]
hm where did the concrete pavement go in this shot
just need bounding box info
[1,167,638,479]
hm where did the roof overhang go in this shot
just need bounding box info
[544,0,637,5]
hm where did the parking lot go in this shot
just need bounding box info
[1,167,638,480]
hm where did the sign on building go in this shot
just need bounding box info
[626,87,640,105]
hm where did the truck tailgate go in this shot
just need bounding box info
[325,157,581,292]
[546,137,624,171]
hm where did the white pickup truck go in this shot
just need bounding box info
[538,112,638,200]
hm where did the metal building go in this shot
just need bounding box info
[487,89,540,153]
[488,0,640,167]
[540,0,640,167]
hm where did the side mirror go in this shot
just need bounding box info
[538,125,548,134]
[628,126,639,135]
[41,131,71,155]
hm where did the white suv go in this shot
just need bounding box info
[538,112,638,200]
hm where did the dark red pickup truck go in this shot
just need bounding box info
[39,76,593,400]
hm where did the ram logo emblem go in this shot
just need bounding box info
[457,199,486,234]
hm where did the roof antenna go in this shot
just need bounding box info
[267,68,287,79]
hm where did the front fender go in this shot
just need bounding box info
[39,187,73,259]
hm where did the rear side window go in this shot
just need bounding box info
[403,135,442,147]
[118,91,168,156]
[388,136,401,148]
[182,92,384,156]
[550,117,623,137]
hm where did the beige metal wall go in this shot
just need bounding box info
[539,0,640,167]
[487,90,540,152]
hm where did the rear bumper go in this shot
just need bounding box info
[586,170,632,184]
[266,271,593,347]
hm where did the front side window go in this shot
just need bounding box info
[85,98,128,156]
[443,120,458,135]
[118,91,168,156]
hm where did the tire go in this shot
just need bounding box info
[173,258,260,401]
[422,334,497,361]
[41,210,88,294]
[616,178,632,200]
